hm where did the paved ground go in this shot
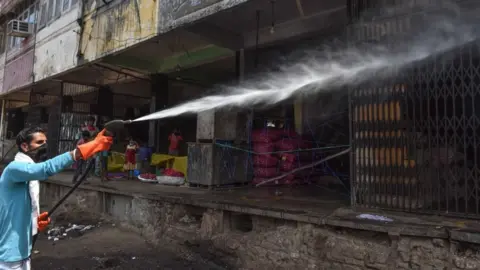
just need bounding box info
[31,218,229,270]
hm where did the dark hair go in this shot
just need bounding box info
[16,127,45,152]
[87,116,95,122]
[81,130,91,138]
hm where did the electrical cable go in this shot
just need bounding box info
[255,147,351,187]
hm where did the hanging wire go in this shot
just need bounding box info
[270,0,276,34]
[254,10,261,68]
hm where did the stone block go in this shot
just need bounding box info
[200,209,226,239]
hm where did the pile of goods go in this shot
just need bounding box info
[137,169,186,185]
[106,172,126,180]
[251,128,318,186]
[157,168,185,186]
[137,173,157,183]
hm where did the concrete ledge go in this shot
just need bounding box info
[45,177,328,225]
[44,176,476,241]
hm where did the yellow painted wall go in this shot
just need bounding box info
[80,0,157,62]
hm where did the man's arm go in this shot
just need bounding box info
[6,151,77,183]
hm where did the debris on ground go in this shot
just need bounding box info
[33,221,231,270]
[356,213,394,222]
[46,222,98,241]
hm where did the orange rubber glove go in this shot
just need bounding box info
[77,129,113,160]
[37,212,50,232]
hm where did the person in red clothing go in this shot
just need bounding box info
[124,137,139,180]
[168,128,183,156]
[81,116,99,137]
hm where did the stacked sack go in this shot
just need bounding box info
[276,131,315,184]
[251,129,281,186]
[279,133,326,183]
[251,128,312,186]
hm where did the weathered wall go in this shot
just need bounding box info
[34,6,81,81]
[4,49,34,92]
[81,0,158,62]
[41,182,480,270]
[159,0,250,32]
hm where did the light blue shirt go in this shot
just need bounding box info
[0,152,73,262]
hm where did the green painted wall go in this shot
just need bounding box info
[104,45,233,74]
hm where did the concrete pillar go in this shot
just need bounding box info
[195,50,245,142]
[199,209,230,239]
[150,74,169,151]
[236,49,249,142]
[294,97,303,134]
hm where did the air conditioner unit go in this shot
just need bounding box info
[7,20,34,37]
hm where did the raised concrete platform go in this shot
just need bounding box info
[42,172,480,269]
[46,172,350,224]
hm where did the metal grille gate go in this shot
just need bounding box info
[349,0,480,217]
[58,83,99,154]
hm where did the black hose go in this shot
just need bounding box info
[32,159,96,248]
[48,160,95,216]
[31,122,121,249]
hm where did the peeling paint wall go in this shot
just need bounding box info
[4,49,34,93]
[81,0,158,62]
[34,5,81,81]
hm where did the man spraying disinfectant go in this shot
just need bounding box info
[0,127,112,270]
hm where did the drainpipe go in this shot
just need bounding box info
[76,0,86,64]
[0,99,5,140]
[0,99,5,160]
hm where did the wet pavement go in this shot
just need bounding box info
[32,221,228,270]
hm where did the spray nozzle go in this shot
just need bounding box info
[104,119,132,135]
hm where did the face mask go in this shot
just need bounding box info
[27,143,49,163]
